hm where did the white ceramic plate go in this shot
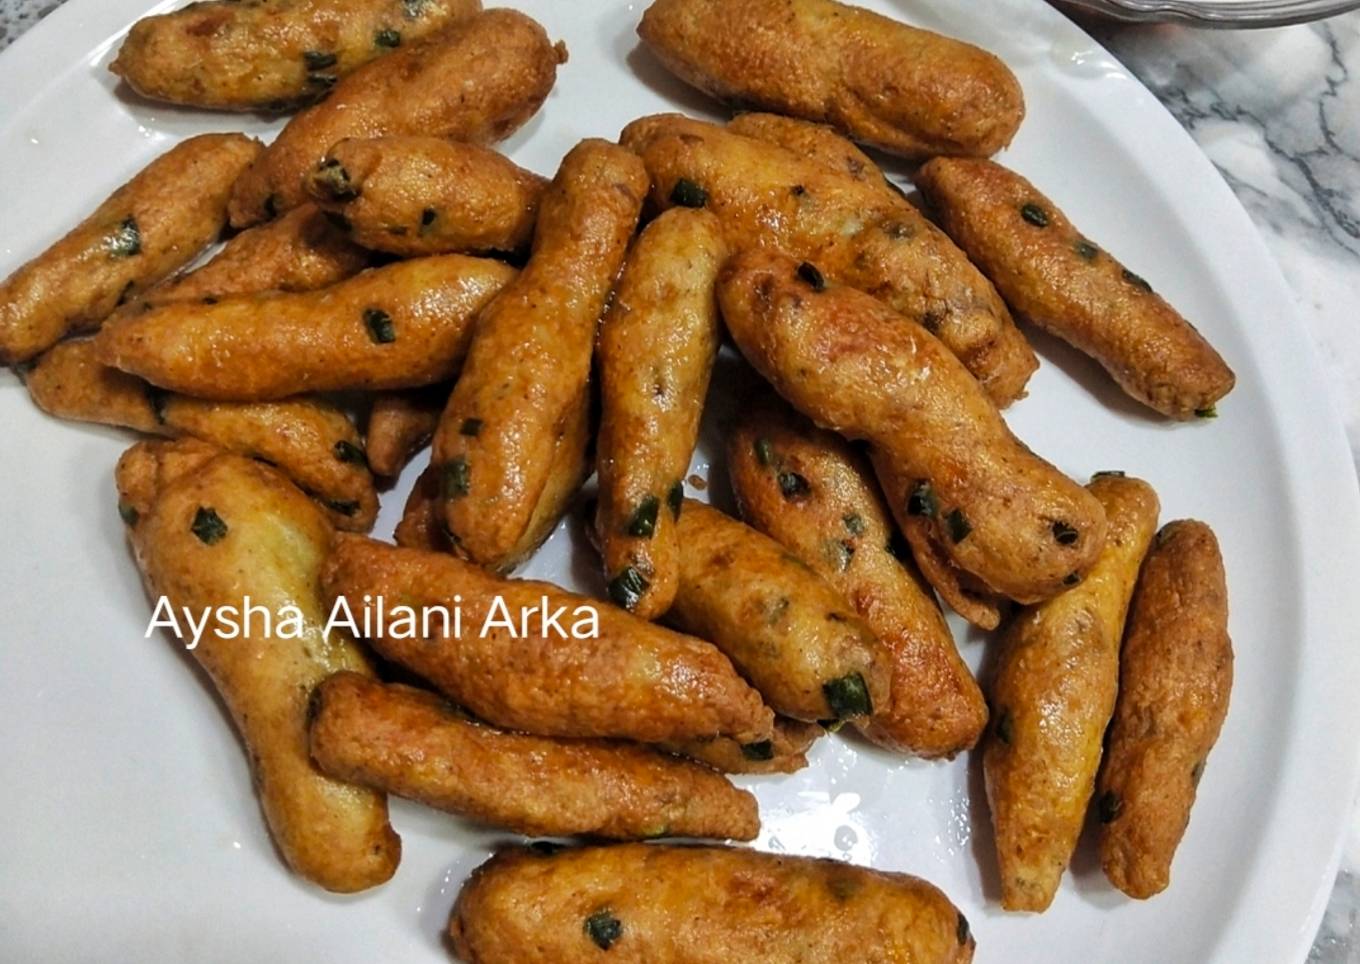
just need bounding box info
[1056,0,1360,27]
[2,1,1358,962]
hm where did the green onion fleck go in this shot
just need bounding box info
[191,506,227,545]
[313,159,357,201]
[740,740,774,761]
[584,910,622,951]
[906,481,937,518]
[1020,203,1049,227]
[946,509,971,543]
[796,261,826,291]
[459,417,483,437]
[1097,790,1122,824]
[333,440,367,465]
[364,308,396,344]
[765,596,790,625]
[374,28,401,47]
[1075,238,1100,261]
[607,567,649,610]
[825,539,855,572]
[117,500,139,526]
[1191,760,1206,786]
[777,471,810,500]
[303,50,337,70]
[669,178,707,208]
[667,480,684,518]
[627,495,660,538]
[1093,470,1126,478]
[107,216,141,258]
[1052,520,1079,545]
[843,513,866,536]
[754,437,775,467]
[403,0,429,17]
[1122,268,1153,293]
[823,672,872,719]
[1195,405,1218,419]
[307,73,337,90]
[441,458,470,499]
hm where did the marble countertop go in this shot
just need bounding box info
[2,0,1358,959]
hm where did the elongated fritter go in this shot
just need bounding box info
[727,112,892,192]
[112,0,482,111]
[95,254,516,400]
[1098,520,1232,899]
[229,10,565,225]
[116,441,399,893]
[727,393,986,758]
[450,843,976,963]
[322,536,774,744]
[309,672,759,840]
[916,157,1235,419]
[28,339,378,531]
[434,140,647,570]
[595,208,725,619]
[620,114,1035,404]
[367,385,449,478]
[718,249,1105,626]
[306,136,548,256]
[638,0,1023,160]
[985,474,1160,913]
[668,500,889,724]
[661,716,823,775]
[0,133,261,365]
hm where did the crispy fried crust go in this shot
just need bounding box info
[450,843,976,963]
[321,535,774,744]
[111,0,482,111]
[984,475,1160,912]
[367,385,449,478]
[306,136,548,256]
[727,112,892,192]
[0,134,261,365]
[727,393,986,758]
[229,10,566,225]
[309,672,759,840]
[434,140,647,569]
[916,158,1235,419]
[595,208,725,619]
[1098,520,1232,898]
[116,442,399,892]
[668,500,889,723]
[28,339,378,531]
[718,249,1105,618]
[95,254,516,400]
[637,0,1022,160]
[620,114,1034,404]
[660,716,823,775]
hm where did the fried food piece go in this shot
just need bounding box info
[141,204,368,307]
[28,340,378,530]
[322,536,774,744]
[95,254,516,400]
[984,475,1160,913]
[116,442,399,892]
[620,114,1034,404]
[434,140,647,569]
[0,133,261,365]
[309,672,759,840]
[667,500,889,724]
[111,0,482,111]
[305,137,548,257]
[661,716,823,775]
[719,249,1105,623]
[367,385,449,478]
[594,208,725,619]
[727,393,986,758]
[1098,520,1232,899]
[638,0,1023,160]
[229,10,565,226]
[916,158,1235,419]
[393,463,449,551]
[727,112,891,192]
[450,843,976,963]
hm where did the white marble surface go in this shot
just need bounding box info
[1,0,1358,959]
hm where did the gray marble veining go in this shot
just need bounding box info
[2,0,1359,959]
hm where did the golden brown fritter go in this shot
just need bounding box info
[0,134,261,365]
[27,339,378,531]
[594,208,725,620]
[305,136,548,256]
[984,475,1160,913]
[1098,520,1232,899]
[668,499,889,724]
[366,385,449,478]
[433,140,647,570]
[309,672,759,841]
[727,393,986,758]
[450,843,976,963]
[619,114,1035,404]
[718,249,1105,625]
[95,254,516,400]
[116,441,399,893]
[916,157,1235,419]
[637,0,1023,160]
[321,535,774,744]
[661,716,823,775]
[111,0,482,111]
[727,112,893,192]
[228,10,566,225]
